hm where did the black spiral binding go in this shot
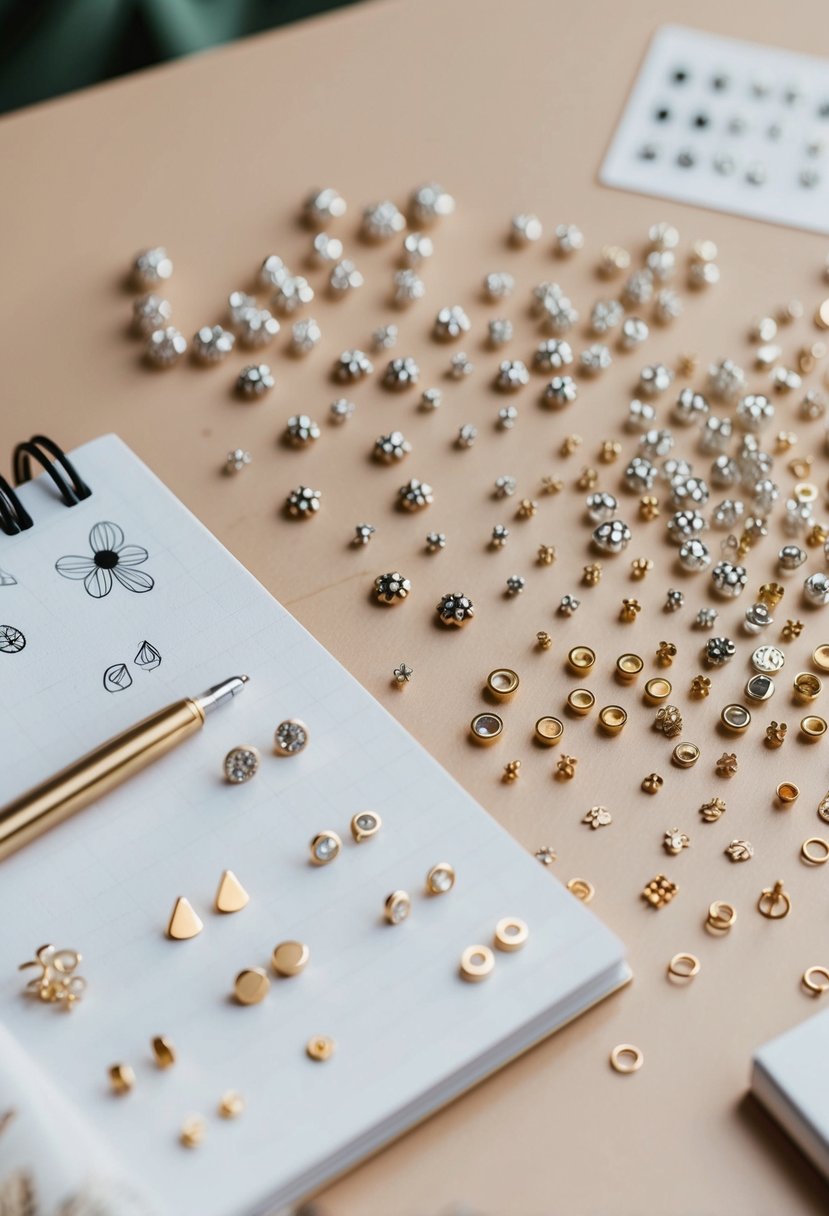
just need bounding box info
[0,477,33,536]
[0,436,91,537]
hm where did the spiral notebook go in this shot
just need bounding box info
[0,435,629,1216]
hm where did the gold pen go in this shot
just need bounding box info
[0,675,248,861]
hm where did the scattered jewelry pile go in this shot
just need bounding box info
[125,186,829,1078]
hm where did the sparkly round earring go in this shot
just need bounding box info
[309,831,341,865]
[384,891,411,924]
[350,811,381,842]
[274,719,309,756]
[223,746,260,784]
[425,862,455,895]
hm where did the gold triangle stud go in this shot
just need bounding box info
[167,897,204,941]
[214,870,250,915]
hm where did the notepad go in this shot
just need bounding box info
[0,436,629,1216]
[752,1008,829,1181]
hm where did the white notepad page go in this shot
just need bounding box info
[0,436,628,1216]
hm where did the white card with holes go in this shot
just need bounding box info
[600,25,829,234]
[0,435,629,1216]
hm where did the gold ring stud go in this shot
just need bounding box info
[598,705,627,733]
[486,668,519,700]
[801,837,829,865]
[610,1044,643,1074]
[706,900,737,932]
[793,672,822,702]
[384,891,412,925]
[802,966,829,995]
[776,782,799,806]
[460,944,495,982]
[643,677,672,704]
[426,862,456,895]
[567,646,596,673]
[567,877,595,902]
[566,688,595,716]
[615,653,644,681]
[534,716,564,745]
[494,917,529,952]
[811,645,829,672]
[470,712,503,745]
[720,704,751,732]
[667,953,700,980]
[757,880,791,919]
[672,742,700,768]
[800,715,827,741]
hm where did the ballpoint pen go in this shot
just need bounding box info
[0,675,248,861]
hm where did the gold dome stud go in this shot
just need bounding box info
[272,941,310,977]
[233,968,270,1006]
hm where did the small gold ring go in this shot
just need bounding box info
[610,1044,643,1074]
[757,885,791,919]
[793,672,822,702]
[672,742,700,768]
[793,481,819,504]
[486,668,519,700]
[567,877,595,902]
[534,716,564,745]
[567,688,595,716]
[720,704,751,732]
[706,900,737,931]
[615,653,644,681]
[460,945,495,983]
[567,645,596,673]
[470,712,503,745]
[667,953,700,980]
[598,705,627,733]
[811,645,829,672]
[776,782,800,805]
[494,917,529,952]
[643,677,672,704]
[801,837,829,865]
[800,715,827,742]
[802,966,829,995]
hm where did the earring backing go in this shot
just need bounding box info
[460,945,494,982]
[494,918,528,951]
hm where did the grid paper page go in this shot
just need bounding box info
[0,436,626,1216]
[600,25,829,234]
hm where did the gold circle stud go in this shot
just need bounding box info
[470,712,503,745]
[384,890,411,924]
[309,831,341,865]
[811,645,829,672]
[534,716,564,745]
[720,704,751,732]
[493,917,529,952]
[460,944,495,982]
[643,677,672,704]
[776,782,800,806]
[108,1063,135,1096]
[672,742,700,768]
[610,1044,643,1074]
[233,967,271,1005]
[800,715,827,741]
[350,811,382,843]
[757,881,791,919]
[486,668,520,700]
[567,645,596,673]
[615,653,644,681]
[426,862,456,895]
[218,1091,244,1119]
[815,298,829,330]
[598,705,627,734]
[151,1035,176,1069]
[180,1116,206,1148]
[273,718,309,757]
[794,672,822,702]
[667,953,700,981]
[306,1035,335,1062]
[567,877,595,902]
[801,837,829,865]
[566,688,595,716]
[802,966,829,996]
[706,901,737,932]
[272,941,310,977]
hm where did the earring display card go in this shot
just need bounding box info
[600,25,829,235]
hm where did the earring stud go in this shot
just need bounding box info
[310,831,341,865]
[494,918,528,951]
[274,719,309,756]
[384,891,411,924]
[426,862,455,895]
[151,1036,176,1069]
[350,811,381,842]
[109,1064,135,1095]
[214,869,249,914]
[272,941,310,977]
[460,945,494,982]
[167,897,203,941]
[224,746,260,784]
[233,967,270,1005]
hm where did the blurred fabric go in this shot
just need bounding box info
[0,0,359,114]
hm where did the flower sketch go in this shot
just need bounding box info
[55,522,154,598]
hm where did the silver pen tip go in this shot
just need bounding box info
[196,675,250,714]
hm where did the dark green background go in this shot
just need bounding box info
[0,0,358,114]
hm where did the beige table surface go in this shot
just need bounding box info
[3,1,829,1212]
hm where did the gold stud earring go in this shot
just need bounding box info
[272,941,310,977]
[214,869,249,914]
[350,811,381,843]
[306,1035,335,1061]
[223,746,260,784]
[384,891,411,924]
[425,862,455,895]
[233,967,270,1005]
[486,668,519,700]
[494,917,528,951]
[180,1116,206,1148]
[274,718,309,756]
[470,712,503,745]
[218,1092,244,1119]
[151,1036,176,1069]
[19,944,86,1010]
[757,880,791,919]
[641,874,677,908]
[706,900,736,932]
[460,945,495,982]
[109,1063,135,1095]
[167,897,204,941]
[309,831,341,865]
[535,716,564,744]
[598,706,627,734]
